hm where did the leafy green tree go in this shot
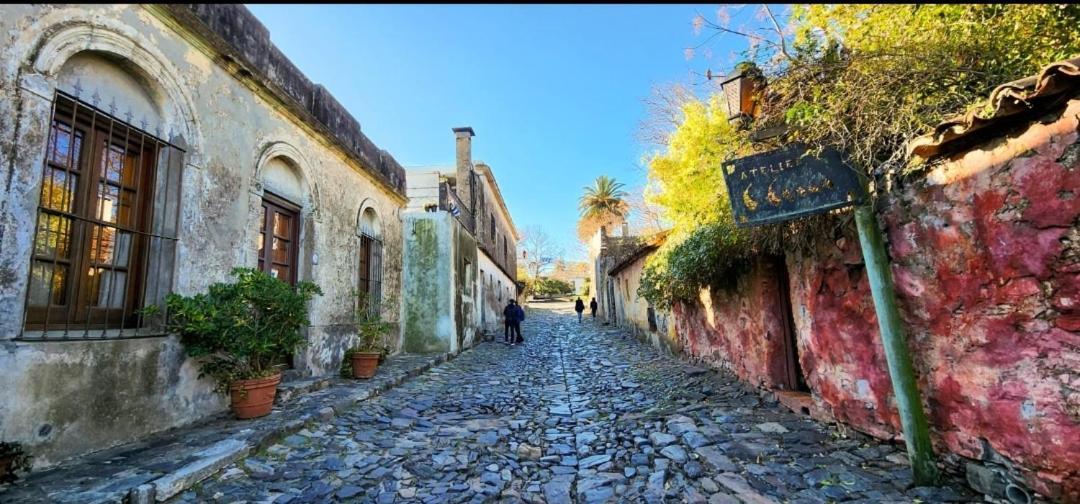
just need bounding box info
[640,4,1080,307]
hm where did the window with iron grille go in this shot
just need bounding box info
[21,92,184,339]
[358,233,383,315]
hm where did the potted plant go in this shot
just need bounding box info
[346,291,394,379]
[0,442,32,484]
[154,268,321,419]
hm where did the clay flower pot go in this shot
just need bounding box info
[229,373,282,419]
[350,351,380,379]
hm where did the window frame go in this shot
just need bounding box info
[258,191,301,286]
[22,92,179,336]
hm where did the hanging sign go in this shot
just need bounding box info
[721,144,866,227]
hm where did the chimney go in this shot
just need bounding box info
[453,127,475,211]
[622,222,630,237]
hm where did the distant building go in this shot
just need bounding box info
[549,260,591,296]
[401,128,520,353]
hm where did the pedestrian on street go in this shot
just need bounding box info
[590,297,598,318]
[513,301,525,345]
[503,300,518,345]
[574,297,585,323]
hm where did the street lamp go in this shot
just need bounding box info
[707,62,765,130]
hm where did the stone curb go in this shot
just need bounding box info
[133,349,463,502]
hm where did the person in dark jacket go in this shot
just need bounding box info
[574,298,585,323]
[590,298,598,318]
[512,302,525,344]
[503,300,518,344]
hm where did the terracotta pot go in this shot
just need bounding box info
[350,351,380,379]
[229,373,282,419]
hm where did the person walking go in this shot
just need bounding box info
[574,297,585,323]
[590,298,598,318]
[512,301,525,345]
[503,300,518,345]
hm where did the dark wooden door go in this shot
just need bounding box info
[772,255,808,392]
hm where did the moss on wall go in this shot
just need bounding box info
[403,218,448,353]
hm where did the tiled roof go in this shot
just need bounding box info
[908,57,1080,159]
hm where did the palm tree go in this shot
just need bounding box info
[577,176,630,242]
[578,176,629,221]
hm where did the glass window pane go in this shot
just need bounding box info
[100,143,136,186]
[273,212,291,238]
[48,121,82,170]
[41,168,78,213]
[272,237,289,263]
[34,213,73,259]
[270,266,289,281]
[95,183,135,225]
[257,232,265,256]
[91,268,127,309]
[27,262,67,306]
[89,226,131,267]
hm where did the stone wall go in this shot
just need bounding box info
[672,257,793,392]
[0,4,405,467]
[665,99,1080,499]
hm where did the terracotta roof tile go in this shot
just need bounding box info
[908,57,1080,159]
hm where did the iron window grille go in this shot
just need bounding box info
[358,233,383,316]
[20,91,185,340]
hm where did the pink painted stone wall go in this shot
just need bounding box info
[673,256,792,392]
[671,100,1080,499]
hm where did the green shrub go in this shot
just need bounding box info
[157,268,322,393]
[0,442,32,483]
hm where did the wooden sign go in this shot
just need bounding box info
[721,144,866,227]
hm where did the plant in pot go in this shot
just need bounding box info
[156,268,322,419]
[0,442,32,484]
[345,291,394,379]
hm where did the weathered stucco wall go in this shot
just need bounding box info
[611,255,677,354]
[453,221,480,351]
[0,4,405,467]
[882,100,1080,499]
[668,100,1080,499]
[402,213,455,354]
[478,250,516,336]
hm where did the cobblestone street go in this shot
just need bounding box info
[175,301,972,504]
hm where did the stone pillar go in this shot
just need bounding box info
[453,127,474,211]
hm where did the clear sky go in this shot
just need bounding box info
[245,4,759,261]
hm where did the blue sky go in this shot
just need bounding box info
[246,4,761,260]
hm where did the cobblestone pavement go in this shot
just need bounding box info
[174,301,973,504]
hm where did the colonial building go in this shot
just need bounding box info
[401,128,519,353]
[0,5,407,467]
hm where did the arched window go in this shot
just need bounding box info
[257,157,304,285]
[358,206,382,314]
[24,51,185,335]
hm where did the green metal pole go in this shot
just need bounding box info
[854,205,939,486]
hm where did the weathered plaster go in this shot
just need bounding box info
[610,253,677,354]
[664,100,1080,499]
[402,214,455,354]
